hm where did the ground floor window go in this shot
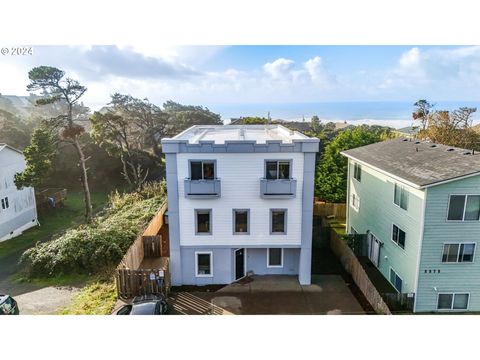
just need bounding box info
[267,248,283,267]
[195,252,213,277]
[389,267,403,293]
[437,293,469,310]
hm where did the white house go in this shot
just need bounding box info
[161,125,319,286]
[0,144,38,242]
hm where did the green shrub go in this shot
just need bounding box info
[20,181,167,276]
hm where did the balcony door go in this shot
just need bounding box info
[368,232,382,267]
[234,248,246,281]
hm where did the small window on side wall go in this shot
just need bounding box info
[195,209,212,234]
[270,209,287,234]
[267,248,283,267]
[394,184,408,210]
[353,163,361,182]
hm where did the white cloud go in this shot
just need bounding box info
[263,58,296,80]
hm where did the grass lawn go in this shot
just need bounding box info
[0,191,110,260]
[59,278,117,315]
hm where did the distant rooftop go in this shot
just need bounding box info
[342,138,480,188]
[0,143,23,154]
[168,125,313,144]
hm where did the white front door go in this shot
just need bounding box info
[368,233,381,267]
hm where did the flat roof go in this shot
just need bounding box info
[341,138,480,188]
[0,143,23,154]
[167,125,312,144]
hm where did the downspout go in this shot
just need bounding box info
[413,187,427,313]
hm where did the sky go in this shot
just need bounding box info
[1,45,480,117]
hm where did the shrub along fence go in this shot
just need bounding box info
[115,201,171,299]
[314,202,346,219]
[329,229,391,315]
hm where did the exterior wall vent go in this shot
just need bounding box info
[447,148,455,152]
[430,144,437,148]
[414,141,421,144]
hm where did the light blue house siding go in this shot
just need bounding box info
[416,175,480,312]
[179,247,300,285]
[347,159,425,294]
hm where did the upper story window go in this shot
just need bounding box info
[1,197,9,210]
[270,209,287,234]
[233,209,249,234]
[265,160,291,180]
[394,183,408,210]
[447,195,480,221]
[353,163,362,182]
[195,209,212,235]
[190,161,215,180]
[442,243,475,263]
[391,224,406,249]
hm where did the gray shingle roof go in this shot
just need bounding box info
[341,138,480,188]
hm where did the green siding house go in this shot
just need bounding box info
[342,138,480,312]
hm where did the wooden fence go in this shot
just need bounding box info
[117,202,168,270]
[314,202,346,219]
[116,201,170,299]
[116,260,170,299]
[329,229,391,315]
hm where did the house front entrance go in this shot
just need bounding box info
[234,248,246,280]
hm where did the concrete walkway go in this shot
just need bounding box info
[169,275,365,315]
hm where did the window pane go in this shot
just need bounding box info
[392,225,398,242]
[394,184,401,206]
[448,195,466,220]
[266,161,278,179]
[400,188,408,210]
[268,248,282,266]
[390,269,395,284]
[197,254,211,275]
[196,211,210,233]
[442,244,460,262]
[354,164,361,181]
[460,244,475,262]
[398,229,406,249]
[453,294,469,310]
[438,294,453,309]
[235,210,248,233]
[203,162,215,180]
[465,195,480,220]
[278,162,290,179]
[395,276,402,292]
[271,210,285,233]
[190,162,203,180]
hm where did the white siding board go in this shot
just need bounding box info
[177,152,304,247]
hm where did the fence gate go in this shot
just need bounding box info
[143,235,161,258]
[116,268,166,299]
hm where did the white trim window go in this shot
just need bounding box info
[447,195,480,221]
[353,163,361,182]
[265,160,291,180]
[393,183,408,210]
[442,243,475,263]
[391,224,406,249]
[389,267,403,293]
[351,193,360,212]
[437,293,469,310]
[267,248,283,268]
[195,251,213,277]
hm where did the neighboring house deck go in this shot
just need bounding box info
[0,144,38,242]
[161,125,319,286]
[342,138,480,312]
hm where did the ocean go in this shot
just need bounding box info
[206,101,480,129]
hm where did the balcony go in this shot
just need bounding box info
[260,178,297,199]
[184,178,221,198]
